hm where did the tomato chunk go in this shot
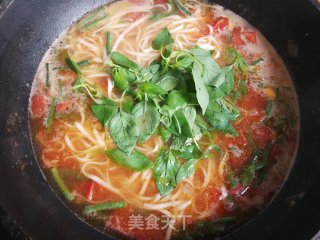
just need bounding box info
[213,17,229,31]
[31,94,47,117]
[232,27,245,45]
[56,101,71,113]
[242,32,257,44]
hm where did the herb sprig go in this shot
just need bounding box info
[69,27,251,196]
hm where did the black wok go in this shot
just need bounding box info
[0,0,320,239]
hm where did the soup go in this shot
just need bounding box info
[29,0,299,239]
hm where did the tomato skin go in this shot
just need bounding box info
[242,32,257,44]
[238,87,267,112]
[232,27,245,45]
[125,12,146,21]
[56,102,71,113]
[213,17,229,31]
[31,94,47,117]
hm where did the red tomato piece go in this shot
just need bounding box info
[206,185,222,203]
[238,87,267,112]
[31,94,47,117]
[213,17,229,31]
[125,12,146,21]
[56,101,71,113]
[232,27,245,45]
[242,31,257,44]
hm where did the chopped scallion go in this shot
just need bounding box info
[45,97,57,129]
[50,167,74,201]
[45,63,50,87]
[83,201,127,214]
[106,32,111,55]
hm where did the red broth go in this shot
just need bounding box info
[29,0,299,239]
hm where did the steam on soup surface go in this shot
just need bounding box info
[29,0,299,239]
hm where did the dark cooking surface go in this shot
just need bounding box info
[0,0,320,239]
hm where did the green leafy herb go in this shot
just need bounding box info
[108,111,138,154]
[83,201,126,214]
[160,127,172,142]
[51,167,74,201]
[227,48,249,73]
[106,148,153,171]
[152,28,174,50]
[176,158,198,182]
[166,90,187,109]
[91,98,118,126]
[45,97,57,129]
[106,31,111,55]
[140,82,167,95]
[153,150,180,196]
[111,67,130,91]
[132,101,160,142]
[192,62,210,115]
[156,74,179,92]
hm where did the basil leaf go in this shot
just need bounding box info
[156,74,179,92]
[220,67,234,95]
[152,28,174,50]
[190,47,220,85]
[177,144,196,160]
[141,82,167,95]
[91,98,118,126]
[173,106,196,138]
[106,148,153,171]
[153,150,180,196]
[108,111,138,154]
[160,127,172,142]
[111,52,139,70]
[207,86,225,101]
[176,158,198,183]
[192,62,210,115]
[111,67,130,91]
[122,97,134,113]
[132,101,160,142]
[205,99,239,136]
[166,90,187,109]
